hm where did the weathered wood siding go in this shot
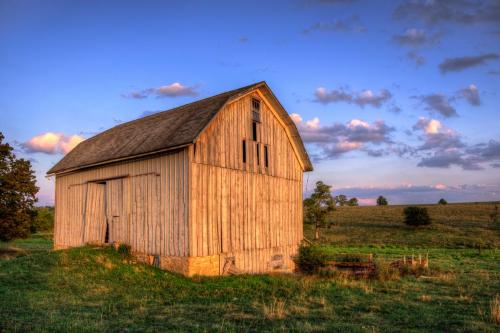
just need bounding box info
[189,91,304,273]
[54,150,189,257]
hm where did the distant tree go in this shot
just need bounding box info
[304,181,335,240]
[0,132,39,241]
[32,206,54,233]
[376,196,388,206]
[403,206,431,226]
[438,198,447,205]
[334,194,348,206]
[347,197,359,206]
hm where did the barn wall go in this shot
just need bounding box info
[189,91,304,274]
[53,149,189,257]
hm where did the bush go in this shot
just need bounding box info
[438,198,447,205]
[374,260,400,281]
[294,244,328,274]
[403,206,431,226]
[31,206,54,233]
[376,196,388,206]
[117,244,132,258]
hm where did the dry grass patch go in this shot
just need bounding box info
[491,295,500,324]
[419,294,432,302]
[95,254,114,269]
[261,298,287,320]
[0,246,26,259]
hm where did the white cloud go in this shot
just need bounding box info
[424,118,442,134]
[291,113,396,159]
[347,119,370,129]
[305,117,320,129]
[23,132,85,155]
[435,183,447,190]
[122,82,198,99]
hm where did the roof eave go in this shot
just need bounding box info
[47,143,190,176]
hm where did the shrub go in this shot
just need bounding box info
[117,244,132,258]
[374,260,400,281]
[376,196,388,206]
[403,206,431,226]
[295,244,328,274]
[31,206,54,233]
[438,198,447,205]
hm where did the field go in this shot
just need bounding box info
[1,203,499,332]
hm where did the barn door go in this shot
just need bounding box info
[105,179,125,244]
[83,182,107,244]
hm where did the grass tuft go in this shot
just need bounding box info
[262,298,287,320]
[491,295,500,324]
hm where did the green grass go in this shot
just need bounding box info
[1,203,499,332]
[305,202,500,248]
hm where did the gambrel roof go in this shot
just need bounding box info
[47,82,313,175]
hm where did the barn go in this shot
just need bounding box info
[47,82,313,276]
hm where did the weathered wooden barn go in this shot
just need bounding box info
[48,82,313,276]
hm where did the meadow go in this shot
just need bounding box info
[1,203,499,332]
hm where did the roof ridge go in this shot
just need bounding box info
[84,81,265,142]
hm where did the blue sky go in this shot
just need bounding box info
[1,0,500,205]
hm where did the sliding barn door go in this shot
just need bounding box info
[105,178,126,244]
[83,183,107,244]
[130,174,160,255]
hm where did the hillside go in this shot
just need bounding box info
[1,203,499,332]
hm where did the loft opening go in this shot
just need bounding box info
[252,98,261,141]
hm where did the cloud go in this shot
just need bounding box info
[239,37,249,43]
[458,84,480,106]
[439,53,500,73]
[302,16,366,34]
[315,87,392,108]
[415,93,457,117]
[393,28,441,46]
[412,118,500,170]
[467,140,500,160]
[407,50,426,67]
[393,0,500,26]
[417,149,482,170]
[388,104,402,113]
[291,114,396,159]
[488,69,500,75]
[332,183,500,205]
[414,84,480,117]
[122,82,198,99]
[413,118,465,151]
[23,132,85,155]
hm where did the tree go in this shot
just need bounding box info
[334,194,348,206]
[304,181,335,240]
[347,197,359,206]
[438,198,447,205]
[403,206,431,226]
[0,132,39,241]
[376,196,388,206]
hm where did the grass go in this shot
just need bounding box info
[0,202,499,332]
[305,202,500,248]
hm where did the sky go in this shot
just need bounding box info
[1,0,500,206]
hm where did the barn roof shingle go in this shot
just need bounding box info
[48,82,313,174]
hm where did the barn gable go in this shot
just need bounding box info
[47,82,312,175]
